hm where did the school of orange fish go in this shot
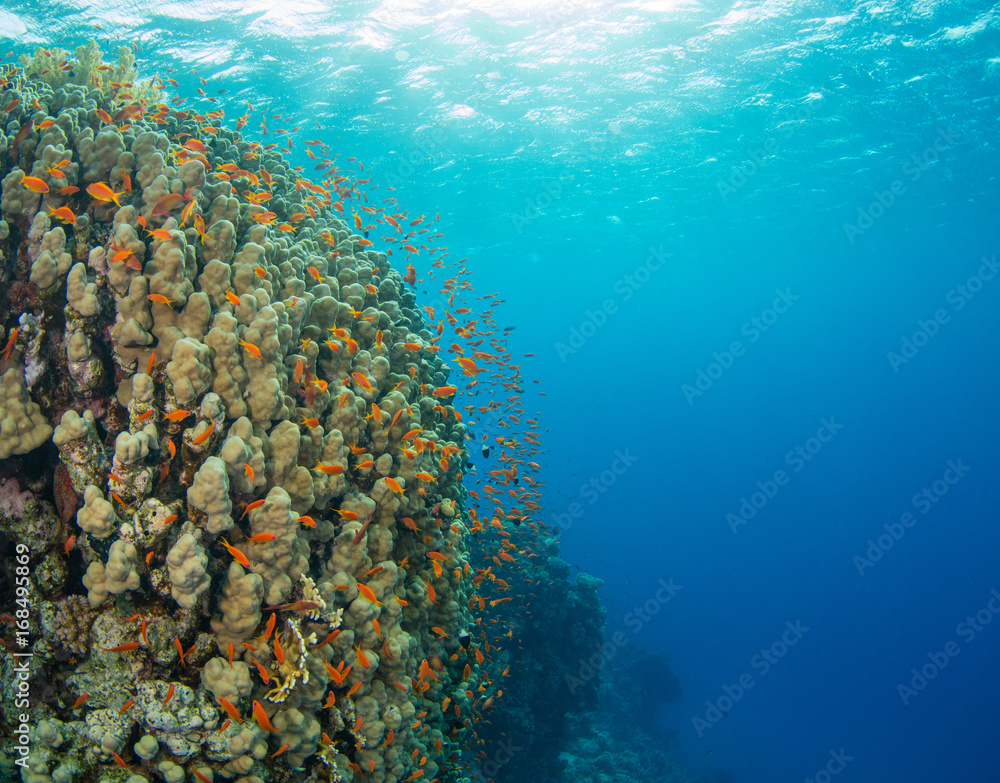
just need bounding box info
[1,41,558,782]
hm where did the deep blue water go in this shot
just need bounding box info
[5,1,1000,781]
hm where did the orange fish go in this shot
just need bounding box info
[163,409,192,422]
[258,613,277,642]
[64,535,76,555]
[191,421,215,445]
[218,697,244,724]
[86,181,125,206]
[249,656,271,683]
[253,700,277,732]
[312,462,344,476]
[219,538,251,568]
[314,629,341,649]
[244,463,254,483]
[356,584,381,606]
[248,532,277,543]
[352,372,375,395]
[238,339,262,359]
[47,205,76,223]
[242,498,265,518]
[384,477,404,494]
[102,642,141,653]
[225,290,240,306]
[20,175,49,193]
[162,684,174,706]
[72,694,89,709]
[147,293,176,307]
[347,681,363,698]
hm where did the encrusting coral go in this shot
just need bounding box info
[0,39,487,783]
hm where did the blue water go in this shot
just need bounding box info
[6,1,1000,781]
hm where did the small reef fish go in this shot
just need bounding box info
[218,538,251,568]
[241,498,265,518]
[247,532,276,543]
[47,205,76,223]
[312,461,344,476]
[253,700,277,732]
[101,642,141,653]
[218,697,244,724]
[86,181,125,206]
[191,421,215,445]
[20,175,49,193]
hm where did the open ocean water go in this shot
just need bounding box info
[3,1,1000,782]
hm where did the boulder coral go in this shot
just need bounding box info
[0,41,484,783]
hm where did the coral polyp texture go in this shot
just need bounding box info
[0,43,480,783]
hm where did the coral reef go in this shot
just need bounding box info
[0,42,483,783]
[471,539,704,783]
[471,546,606,783]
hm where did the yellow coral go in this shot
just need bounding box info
[18,39,161,104]
[265,617,317,703]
